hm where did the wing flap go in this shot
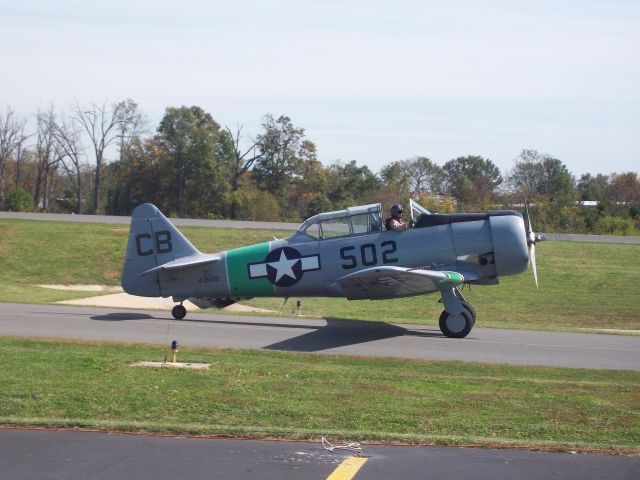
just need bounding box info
[336,266,464,300]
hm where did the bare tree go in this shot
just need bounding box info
[53,118,85,213]
[13,133,31,189]
[73,100,135,214]
[225,124,263,218]
[115,99,146,163]
[34,106,62,211]
[0,105,27,208]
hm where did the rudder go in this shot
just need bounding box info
[121,203,201,297]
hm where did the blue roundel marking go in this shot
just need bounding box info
[265,247,303,287]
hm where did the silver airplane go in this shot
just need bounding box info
[122,200,543,338]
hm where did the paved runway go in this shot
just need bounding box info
[2,303,639,370]
[2,429,638,480]
[0,211,300,231]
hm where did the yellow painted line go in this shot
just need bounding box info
[326,456,368,480]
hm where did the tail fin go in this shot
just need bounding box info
[121,203,201,297]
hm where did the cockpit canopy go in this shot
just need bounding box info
[295,200,434,240]
[297,203,383,239]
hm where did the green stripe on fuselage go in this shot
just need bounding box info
[226,242,275,297]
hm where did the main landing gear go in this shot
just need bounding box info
[171,303,187,320]
[439,288,476,338]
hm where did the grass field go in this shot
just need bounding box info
[2,221,639,452]
[0,220,640,330]
[1,219,639,331]
[1,337,638,453]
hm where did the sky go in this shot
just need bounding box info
[1,0,639,177]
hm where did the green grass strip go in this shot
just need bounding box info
[1,337,638,454]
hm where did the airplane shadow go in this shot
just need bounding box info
[88,312,445,352]
[262,318,405,352]
[89,312,319,330]
[90,312,155,321]
[263,317,443,352]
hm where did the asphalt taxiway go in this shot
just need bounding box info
[2,429,638,480]
[1,302,639,370]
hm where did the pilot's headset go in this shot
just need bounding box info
[391,204,403,217]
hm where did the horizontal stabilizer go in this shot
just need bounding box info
[139,255,220,276]
[336,266,464,300]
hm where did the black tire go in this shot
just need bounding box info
[172,304,187,320]
[461,301,476,324]
[439,309,474,338]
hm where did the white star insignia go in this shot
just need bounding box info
[268,250,300,282]
[248,248,320,285]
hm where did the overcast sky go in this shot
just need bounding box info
[1,0,638,176]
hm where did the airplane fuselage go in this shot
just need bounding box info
[126,210,528,302]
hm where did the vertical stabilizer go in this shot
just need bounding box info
[121,203,201,297]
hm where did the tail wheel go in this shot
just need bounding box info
[172,304,187,320]
[439,309,474,338]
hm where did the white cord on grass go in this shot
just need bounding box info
[321,437,363,456]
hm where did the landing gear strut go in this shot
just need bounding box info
[171,303,187,320]
[439,287,475,338]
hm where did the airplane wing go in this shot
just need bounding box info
[336,266,464,300]
[138,255,220,276]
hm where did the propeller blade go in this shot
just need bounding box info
[524,199,534,243]
[524,198,539,287]
[530,242,538,289]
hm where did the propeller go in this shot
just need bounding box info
[523,200,545,288]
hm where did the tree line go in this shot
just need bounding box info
[1,101,638,235]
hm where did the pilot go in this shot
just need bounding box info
[385,204,409,231]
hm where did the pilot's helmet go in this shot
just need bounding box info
[391,204,403,216]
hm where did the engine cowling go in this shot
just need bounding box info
[489,211,529,277]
